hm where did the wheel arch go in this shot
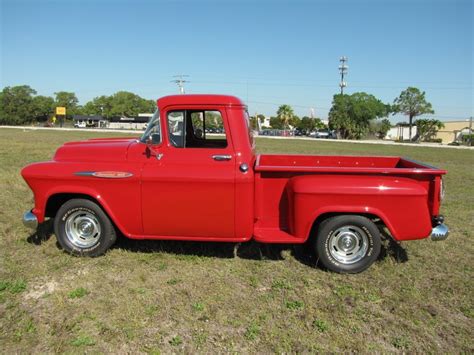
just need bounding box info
[46,192,98,217]
[306,209,396,243]
[45,192,127,236]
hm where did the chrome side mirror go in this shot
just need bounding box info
[145,136,163,160]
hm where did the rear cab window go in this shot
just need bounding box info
[243,110,255,148]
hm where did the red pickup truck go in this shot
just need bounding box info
[21,94,448,273]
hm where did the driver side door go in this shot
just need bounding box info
[141,106,236,239]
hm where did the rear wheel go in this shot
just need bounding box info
[54,199,116,256]
[314,215,381,273]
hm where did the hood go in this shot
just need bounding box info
[54,138,137,162]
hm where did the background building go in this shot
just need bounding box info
[435,120,472,144]
[73,115,109,128]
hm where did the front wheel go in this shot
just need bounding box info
[314,215,381,273]
[54,198,117,256]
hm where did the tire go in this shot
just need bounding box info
[314,215,381,273]
[54,198,117,256]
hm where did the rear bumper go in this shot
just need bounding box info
[22,210,38,230]
[431,223,449,241]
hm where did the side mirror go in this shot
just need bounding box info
[145,135,163,160]
[146,135,153,147]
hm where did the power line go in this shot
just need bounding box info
[190,79,471,90]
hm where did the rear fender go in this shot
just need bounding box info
[287,174,432,241]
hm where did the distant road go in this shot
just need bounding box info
[1,125,472,150]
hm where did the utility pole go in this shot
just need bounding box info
[469,116,473,146]
[339,56,348,94]
[171,75,189,94]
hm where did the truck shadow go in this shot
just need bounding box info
[26,219,54,245]
[113,233,408,266]
[379,230,409,263]
[25,222,408,266]
[113,238,283,260]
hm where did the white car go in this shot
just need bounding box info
[310,129,330,138]
[74,121,86,128]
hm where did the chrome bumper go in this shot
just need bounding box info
[431,223,449,241]
[22,211,38,229]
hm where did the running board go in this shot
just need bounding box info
[253,227,306,244]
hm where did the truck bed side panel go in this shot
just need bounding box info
[288,174,432,241]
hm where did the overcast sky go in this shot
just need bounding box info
[1,0,472,121]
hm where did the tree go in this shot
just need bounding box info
[393,87,434,140]
[32,95,55,122]
[108,91,155,117]
[289,115,301,129]
[0,85,37,125]
[276,105,294,129]
[415,118,444,142]
[370,118,392,139]
[296,116,326,133]
[82,95,113,117]
[269,116,284,129]
[81,93,155,118]
[329,93,390,139]
[249,114,266,130]
[54,91,79,119]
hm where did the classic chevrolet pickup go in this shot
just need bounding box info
[21,94,448,273]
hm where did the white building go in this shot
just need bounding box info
[385,125,418,140]
[108,114,152,130]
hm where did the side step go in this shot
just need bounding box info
[253,227,305,244]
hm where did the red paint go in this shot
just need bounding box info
[21,94,447,244]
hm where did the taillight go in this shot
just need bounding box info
[440,178,446,201]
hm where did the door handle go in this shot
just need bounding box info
[212,154,232,161]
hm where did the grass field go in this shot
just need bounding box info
[0,128,473,353]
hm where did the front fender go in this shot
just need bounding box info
[22,161,142,237]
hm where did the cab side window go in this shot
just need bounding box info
[166,110,228,149]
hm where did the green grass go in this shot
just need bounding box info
[0,280,27,294]
[285,300,304,310]
[68,287,89,299]
[71,335,96,347]
[0,128,473,352]
[312,319,329,333]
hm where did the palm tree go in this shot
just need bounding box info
[276,105,294,129]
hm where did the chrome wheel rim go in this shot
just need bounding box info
[328,225,368,264]
[65,211,101,248]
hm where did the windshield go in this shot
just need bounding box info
[140,110,161,144]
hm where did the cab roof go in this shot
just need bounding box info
[157,94,246,108]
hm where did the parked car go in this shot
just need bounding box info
[318,129,330,138]
[295,128,310,136]
[74,121,87,128]
[21,94,448,273]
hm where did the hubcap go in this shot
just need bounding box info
[328,225,368,264]
[65,211,101,248]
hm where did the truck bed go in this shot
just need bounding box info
[255,154,446,175]
[253,154,446,244]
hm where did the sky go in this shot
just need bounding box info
[1,0,472,122]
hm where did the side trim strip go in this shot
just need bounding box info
[74,171,134,179]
